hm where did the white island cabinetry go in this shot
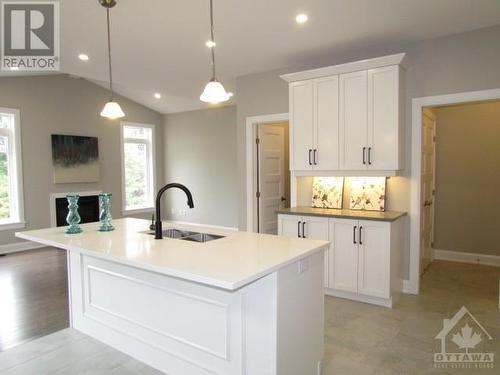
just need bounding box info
[17,218,328,375]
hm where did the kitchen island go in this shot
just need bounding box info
[16,218,328,375]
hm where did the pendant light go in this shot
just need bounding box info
[99,0,125,119]
[200,0,230,104]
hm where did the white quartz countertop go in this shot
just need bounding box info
[16,218,329,291]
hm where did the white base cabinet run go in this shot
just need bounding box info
[278,214,403,307]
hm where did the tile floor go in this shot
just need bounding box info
[0,248,498,374]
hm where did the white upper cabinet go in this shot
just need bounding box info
[289,81,314,170]
[282,53,405,174]
[314,76,339,170]
[367,66,402,170]
[339,70,368,170]
[289,77,339,171]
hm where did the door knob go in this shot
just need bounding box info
[423,200,433,207]
[280,196,286,202]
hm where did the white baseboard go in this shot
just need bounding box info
[325,288,392,308]
[402,279,417,294]
[0,241,46,255]
[433,248,500,267]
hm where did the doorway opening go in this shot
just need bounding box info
[410,88,500,294]
[245,113,289,233]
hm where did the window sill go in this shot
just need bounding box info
[122,207,155,216]
[0,221,26,231]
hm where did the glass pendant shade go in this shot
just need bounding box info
[200,79,230,104]
[100,101,125,119]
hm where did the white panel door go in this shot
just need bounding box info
[330,219,359,293]
[357,220,391,299]
[279,214,302,238]
[420,109,436,275]
[339,71,368,170]
[290,80,314,170]
[367,66,400,170]
[302,216,329,287]
[314,76,339,170]
[258,124,285,234]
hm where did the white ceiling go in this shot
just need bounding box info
[8,0,500,113]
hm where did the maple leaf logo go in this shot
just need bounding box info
[451,323,482,353]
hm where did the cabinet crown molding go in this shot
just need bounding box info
[280,53,407,83]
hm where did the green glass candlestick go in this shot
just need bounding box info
[98,193,114,232]
[65,195,82,234]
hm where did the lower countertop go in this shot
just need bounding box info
[277,206,407,222]
[15,218,329,291]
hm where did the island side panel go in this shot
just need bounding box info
[67,251,246,375]
[276,250,325,375]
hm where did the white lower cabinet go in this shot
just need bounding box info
[278,214,330,287]
[279,214,403,307]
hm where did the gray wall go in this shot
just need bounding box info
[0,74,163,245]
[163,105,238,228]
[236,25,500,278]
[434,101,500,255]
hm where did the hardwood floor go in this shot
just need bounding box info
[0,248,498,374]
[0,248,69,351]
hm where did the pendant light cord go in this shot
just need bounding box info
[106,7,114,100]
[209,0,216,80]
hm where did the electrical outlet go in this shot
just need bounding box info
[180,209,187,216]
[298,258,309,274]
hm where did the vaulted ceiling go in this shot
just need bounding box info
[7,0,500,113]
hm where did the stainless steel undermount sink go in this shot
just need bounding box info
[143,228,225,243]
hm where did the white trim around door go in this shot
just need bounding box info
[245,113,289,232]
[409,88,500,295]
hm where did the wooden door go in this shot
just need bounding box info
[330,219,359,293]
[339,71,368,170]
[258,124,285,234]
[302,216,330,287]
[420,109,436,274]
[314,76,339,170]
[367,66,400,170]
[290,81,314,170]
[357,220,391,299]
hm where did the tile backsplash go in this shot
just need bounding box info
[307,176,387,211]
[311,177,344,208]
[347,177,387,211]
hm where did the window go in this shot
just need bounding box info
[120,122,155,213]
[0,108,24,229]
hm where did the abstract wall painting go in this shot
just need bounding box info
[312,177,344,209]
[51,134,99,184]
[349,177,387,211]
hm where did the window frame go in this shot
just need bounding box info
[120,122,156,215]
[0,107,25,230]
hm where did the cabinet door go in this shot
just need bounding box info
[278,214,302,238]
[314,76,339,170]
[367,66,400,170]
[330,219,358,293]
[339,71,368,170]
[302,216,329,287]
[357,220,391,299]
[290,81,314,170]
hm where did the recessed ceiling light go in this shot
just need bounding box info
[78,53,89,61]
[228,92,234,97]
[205,40,216,48]
[295,13,308,24]
[10,66,19,71]
[154,93,162,99]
